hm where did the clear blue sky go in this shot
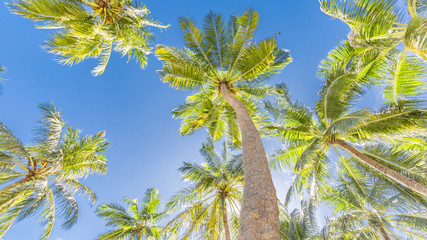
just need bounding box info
[0,0,355,239]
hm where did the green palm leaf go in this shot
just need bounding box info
[381,51,426,104]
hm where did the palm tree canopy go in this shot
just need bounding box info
[96,188,167,240]
[156,9,291,146]
[8,0,168,76]
[0,103,109,239]
[321,163,427,239]
[320,0,427,61]
[166,140,243,240]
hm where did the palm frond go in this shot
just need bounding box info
[0,122,30,161]
[226,9,260,76]
[381,51,426,104]
[203,11,227,71]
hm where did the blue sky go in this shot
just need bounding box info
[0,0,356,239]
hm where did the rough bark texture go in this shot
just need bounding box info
[334,139,427,196]
[222,198,231,240]
[220,83,280,240]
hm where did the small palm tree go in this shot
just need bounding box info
[321,163,427,239]
[0,103,109,239]
[156,10,291,238]
[279,202,318,240]
[9,0,167,76]
[320,0,427,61]
[96,188,167,240]
[166,140,243,240]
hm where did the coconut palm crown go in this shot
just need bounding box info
[96,188,168,240]
[0,103,109,239]
[9,0,168,76]
[166,140,243,240]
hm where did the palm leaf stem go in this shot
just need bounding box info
[393,22,407,26]
[8,159,28,172]
[383,226,398,240]
[81,0,98,8]
[383,223,412,239]
[392,48,408,104]
[347,108,426,133]
[363,31,404,41]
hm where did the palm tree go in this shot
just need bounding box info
[320,0,427,61]
[96,188,167,240]
[0,103,109,239]
[266,79,426,221]
[156,10,291,239]
[9,0,167,76]
[279,202,318,240]
[265,27,427,204]
[321,162,427,239]
[166,140,243,240]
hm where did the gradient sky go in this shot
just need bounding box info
[0,0,368,239]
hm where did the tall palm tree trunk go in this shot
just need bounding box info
[333,139,427,196]
[220,83,280,240]
[222,197,231,240]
